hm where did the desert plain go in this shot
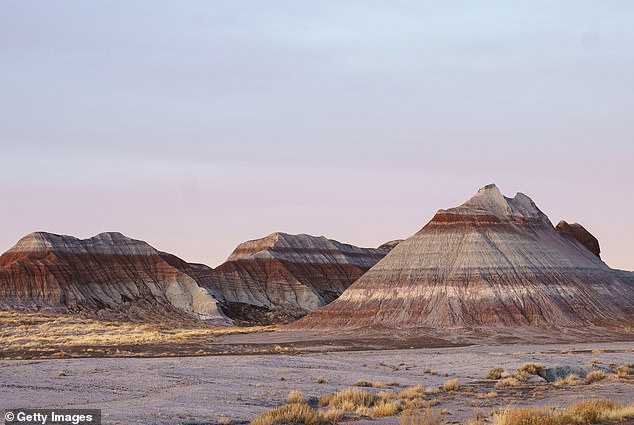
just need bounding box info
[1,312,633,425]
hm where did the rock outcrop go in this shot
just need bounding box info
[556,220,601,258]
[293,184,634,330]
[0,231,394,325]
[0,232,226,323]
[196,233,392,323]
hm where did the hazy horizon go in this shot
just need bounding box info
[1,1,633,270]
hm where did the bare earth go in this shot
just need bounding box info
[1,341,632,424]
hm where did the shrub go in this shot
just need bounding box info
[287,389,307,404]
[552,373,580,387]
[251,403,322,425]
[372,400,400,417]
[517,363,545,377]
[218,416,232,425]
[443,378,459,392]
[399,409,443,425]
[485,367,504,380]
[329,387,376,410]
[566,398,617,423]
[319,408,343,423]
[492,406,568,425]
[491,398,634,425]
[584,370,605,384]
[353,380,373,387]
[615,365,631,378]
[398,384,425,399]
[318,393,333,407]
[356,406,371,417]
[475,391,497,399]
[495,377,520,389]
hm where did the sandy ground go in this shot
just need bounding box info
[0,341,632,425]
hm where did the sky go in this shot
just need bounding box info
[1,1,633,269]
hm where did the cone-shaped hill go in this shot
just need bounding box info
[292,184,634,330]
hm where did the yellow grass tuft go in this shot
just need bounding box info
[353,380,373,387]
[329,387,376,410]
[287,389,307,404]
[615,365,632,378]
[218,416,232,425]
[399,409,443,425]
[319,407,343,423]
[492,398,634,425]
[485,367,504,380]
[443,378,459,392]
[372,400,400,417]
[584,370,605,384]
[250,403,322,425]
[517,362,545,377]
[552,373,580,387]
[356,406,371,417]
[495,377,520,389]
[318,393,333,407]
[398,384,425,399]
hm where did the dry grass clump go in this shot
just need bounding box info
[287,389,307,404]
[517,362,545,377]
[355,406,371,417]
[552,373,581,387]
[442,378,459,392]
[495,377,520,388]
[485,367,505,380]
[318,393,333,407]
[614,365,632,378]
[399,408,443,425]
[492,398,634,425]
[319,408,343,423]
[218,416,233,425]
[328,387,376,410]
[475,391,498,399]
[584,370,605,384]
[398,384,425,399]
[352,380,392,388]
[425,386,440,394]
[250,403,322,425]
[372,400,401,417]
[493,406,566,425]
[0,310,274,358]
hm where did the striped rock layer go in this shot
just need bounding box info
[196,233,393,323]
[294,184,634,330]
[0,232,226,323]
[0,231,393,324]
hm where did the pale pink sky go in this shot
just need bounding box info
[1,2,633,270]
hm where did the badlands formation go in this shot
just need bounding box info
[295,184,634,331]
[197,232,392,323]
[0,232,225,323]
[0,231,391,324]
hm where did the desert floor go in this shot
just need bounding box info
[0,341,632,424]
